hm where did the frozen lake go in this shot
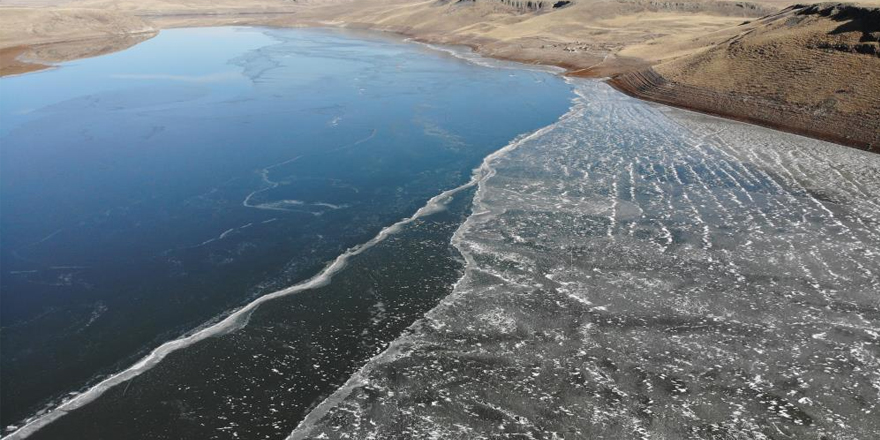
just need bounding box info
[0,27,573,437]
[294,81,880,440]
[3,26,879,440]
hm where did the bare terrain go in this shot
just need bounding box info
[612,3,880,150]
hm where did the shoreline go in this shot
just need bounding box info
[608,69,879,152]
[2,14,875,152]
[0,30,159,76]
[0,46,50,76]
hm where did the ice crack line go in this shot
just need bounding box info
[3,86,584,440]
[242,129,376,213]
[287,82,587,440]
[5,183,466,440]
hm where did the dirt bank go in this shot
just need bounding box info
[609,67,879,151]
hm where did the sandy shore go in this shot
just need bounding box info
[0,46,47,76]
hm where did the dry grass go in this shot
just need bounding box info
[656,4,880,115]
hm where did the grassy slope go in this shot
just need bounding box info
[611,3,880,150]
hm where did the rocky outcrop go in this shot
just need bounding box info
[609,68,880,152]
[453,0,772,14]
[644,1,776,17]
[794,2,880,22]
[621,2,880,152]
[793,3,880,57]
[452,0,571,11]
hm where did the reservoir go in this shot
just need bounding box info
[3,26,880,440]
[0,26,574,435]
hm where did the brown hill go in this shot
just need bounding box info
[611,3,880,150]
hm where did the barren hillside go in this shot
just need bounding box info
[611,3,880,150]
[278,0,782,74]
[0,0,783,73]
[0,8,154,44]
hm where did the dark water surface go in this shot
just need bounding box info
[0,27,574,433]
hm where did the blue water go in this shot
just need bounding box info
[0,26,574,430]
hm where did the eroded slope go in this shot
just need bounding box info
[612,3,880,150]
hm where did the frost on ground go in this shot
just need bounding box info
[291,81,880,440]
